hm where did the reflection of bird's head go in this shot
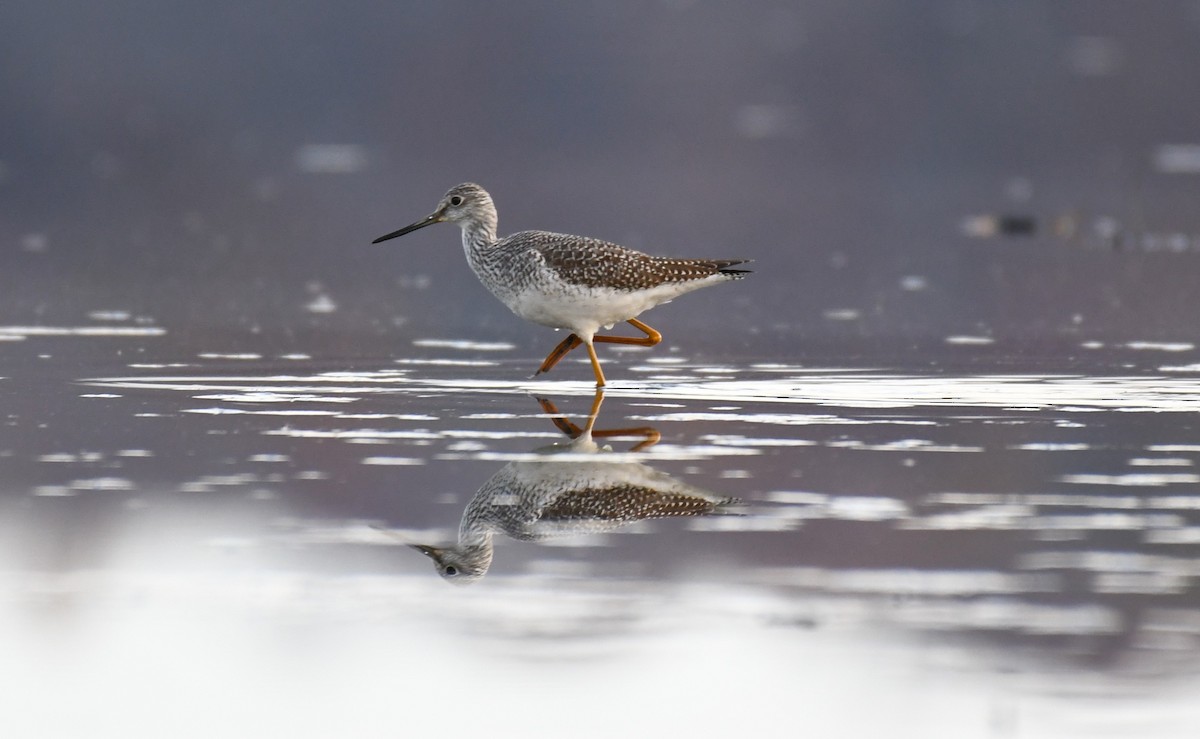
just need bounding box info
[410,543,492,585]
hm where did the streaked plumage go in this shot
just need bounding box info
[411,426,740,584]
[372,183,750,385]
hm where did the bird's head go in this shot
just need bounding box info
[409,543,491,585]
[372,183,496,244]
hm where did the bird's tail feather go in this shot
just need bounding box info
[714,259,752,277]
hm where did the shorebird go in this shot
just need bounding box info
[372,183,750,386]
[410,391,740,583]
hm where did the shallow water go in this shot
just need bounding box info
[9,2,1200,735]
[3,331,1200,738]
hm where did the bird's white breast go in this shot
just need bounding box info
[505,279,715,338]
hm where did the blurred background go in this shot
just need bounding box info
[5,2,1200,738]
[5,0,1200,357]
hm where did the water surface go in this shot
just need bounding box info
[4,330,1200,737]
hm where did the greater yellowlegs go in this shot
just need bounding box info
[372,183,750,386]
[410,391,739,583]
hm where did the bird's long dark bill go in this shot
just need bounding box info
[371,213,440,244]
[410,544,439,558]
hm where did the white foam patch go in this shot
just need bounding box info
[825,496,909,520]
[702,435,817,447]
[336,413,439,421]
[412,339,516,351]
[687,516,797,532]
[394,359,500,367]
[827,439,983,453]
[87,310,132,321]
[68,477,135,491]
[766,491,830,505]
[40,452,105,463]
[361,457,425,466]
[436,444,760,462]
[195,393,359,404]
[945,336,994,345]
[1125,341,1194,352]
[33,486,76,496]
[915,510,1180,532]
[264,428,443,440]
[179,473,266,492]
[0,326,164,337]
[756,568,1055,597]
[632,412,934,426]
[269,521,436,546]
[184,408,341,417]
[85,371,1200,413]
[1148,496,1200,509]
[1146,528,1200,544]
[1128,457,1193,467]
[823,309,860,321]
[925,492,1143,509]
[1013,443,1092,451]
[1059,473,1200,486]
[305,294,337,314]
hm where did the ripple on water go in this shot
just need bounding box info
[360,457,425,466]
[1125,341,1194,352]
[85,370,1200,412]
[0,326,165,337]
[1058,473,1200,486]
[412,338,515,351]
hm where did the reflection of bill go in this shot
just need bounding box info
[411,391,740,584]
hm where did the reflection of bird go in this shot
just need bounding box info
[372,183,750,386]
[412,391,739,584]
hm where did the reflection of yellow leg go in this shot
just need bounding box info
[593,426,661,452]
[536,400,578,436]
[535,320,662,378]
[536,391,595,437]
[583,386,604,433]
[585,341,607,387]
[535,389,659,450]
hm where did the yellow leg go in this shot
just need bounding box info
[585,341,607,387]
[536,333,583,375]
[534,320,662,378]
[592,318,662,347]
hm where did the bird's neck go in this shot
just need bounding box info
[454,527,495,571]
[460,216,498,254]
[461,221,501,282]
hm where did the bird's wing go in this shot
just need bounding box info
[537,484,730,522]
[515,231,748,291]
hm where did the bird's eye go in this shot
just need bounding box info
[444,565,458,576]
[449,196,464,207]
